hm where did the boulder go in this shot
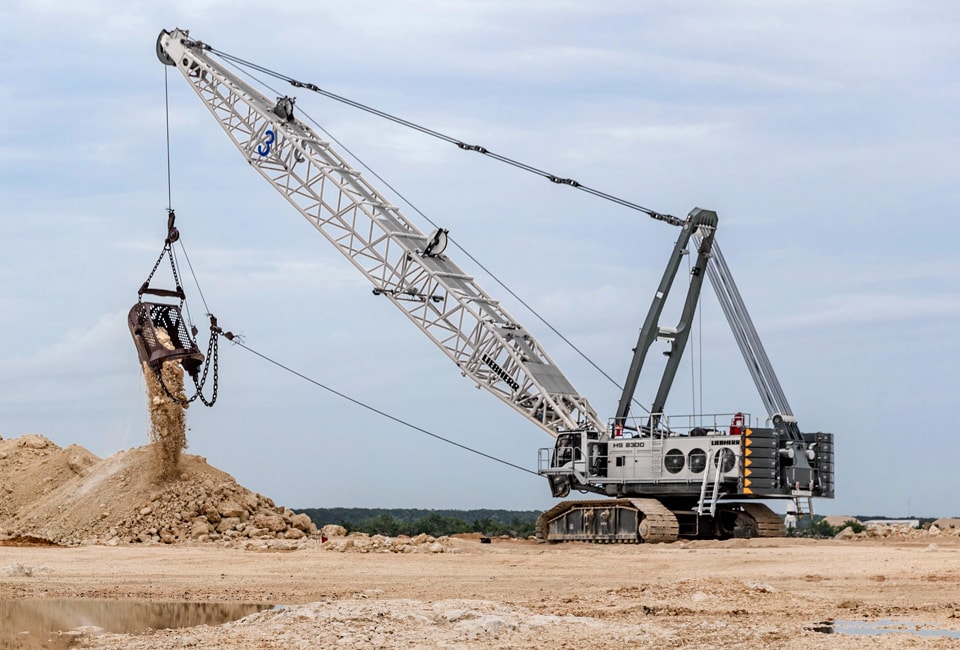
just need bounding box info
[321,524,347,538]
[290,513,316,534]
[218,501,246,518]
[253,512,286,533]
[19,434,50,450]
[190,519,212,538]
[201,504,221,524]
[216,517,241,533]
[833,527,857,540]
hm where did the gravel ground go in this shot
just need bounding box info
[2,535,960,649]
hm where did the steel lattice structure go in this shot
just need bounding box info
[159,29,605,438]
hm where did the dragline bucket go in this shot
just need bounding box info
[128,302,204,380]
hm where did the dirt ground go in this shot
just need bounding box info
[2,535,959,649]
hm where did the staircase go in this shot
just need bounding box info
[697,447,730,517]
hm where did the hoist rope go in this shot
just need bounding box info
[164,66,173,212]
[206,45,685,229]
[218,55,648,415]
[145,67,220,408]
[227,337,540,477]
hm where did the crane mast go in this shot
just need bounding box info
[157,28,605,438]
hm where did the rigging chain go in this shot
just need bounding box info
[152,316,232,408]
[140,211,230,408]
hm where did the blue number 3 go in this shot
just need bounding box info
[257,129,275,156]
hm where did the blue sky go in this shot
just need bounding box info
[1,2,957,516]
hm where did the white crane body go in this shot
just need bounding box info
[157,28,834,542]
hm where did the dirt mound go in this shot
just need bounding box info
[0,435,316,546]
[78,598,670,649]
[0,434,98,522]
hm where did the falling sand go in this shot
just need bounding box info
[142,328,188,482]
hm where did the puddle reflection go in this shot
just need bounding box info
[0,600,272,649]
[808,619,960,639]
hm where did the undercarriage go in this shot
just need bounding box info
[536,499,785,543]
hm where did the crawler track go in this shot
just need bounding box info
[537,498,679,543]
[630,498,680,543]
[738,502,786,537]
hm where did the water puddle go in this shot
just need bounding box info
[808,619,960,639]
[0,599,272,649]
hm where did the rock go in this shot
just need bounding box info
[67,453,94,475]
[254,513,287,533]
[139,506,153,516]
[3,563,33,577]
[201,504,221,524]
[456,615,514,639]
[19,434,50,449]
[929,525,942,536]
[218,501,246,518]
[284,528,306,540]
[290,513,316,533]
[190,519,212,538]
[321,524,347,538]
[217,517,241,533]
[834,527,857,540]
[429,542,444,553]
[241,492,257,509]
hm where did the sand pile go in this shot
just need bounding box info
[0,434,98,522]
[0,434,459,552]
[0,434,317,546]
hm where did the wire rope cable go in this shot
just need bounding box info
[229,337,539,476]
[164,66,173,212]
[216,54,647,413]
[160,58,543,470]
[204,45,684,226]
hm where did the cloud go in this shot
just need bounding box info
[2,310,131,378]
[775,293,960,329]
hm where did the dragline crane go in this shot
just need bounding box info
[154,28,834,542]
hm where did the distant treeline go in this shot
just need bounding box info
[296,508,541,538]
